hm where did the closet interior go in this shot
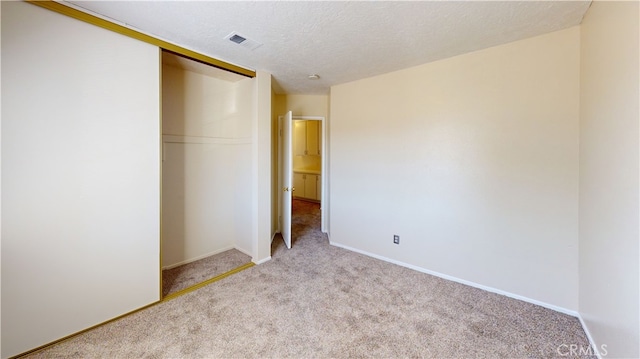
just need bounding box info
[161,51,254,297]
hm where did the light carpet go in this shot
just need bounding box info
[26,199,594,358]
[163,249,252,297]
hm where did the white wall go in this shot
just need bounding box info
[162,64,252,139]
[271,88,279,238]
[1,2,160,357]
[579,1,639,357]
[162,64,253,267]
[329,27,580,312]
[275,94,330,119]
[0,2,4,355]
[253,71,273,264]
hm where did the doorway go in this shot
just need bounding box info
[278,114,327,248]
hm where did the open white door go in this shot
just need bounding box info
[281,111,293,248]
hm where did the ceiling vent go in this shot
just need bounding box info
[224,32,262,51]
[229,34,246,44]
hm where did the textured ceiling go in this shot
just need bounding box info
[67,1,591,94]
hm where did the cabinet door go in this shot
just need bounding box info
[306,120,319,156]
[305,174,317,199]
[293,173,305,198]
[293,120,306,156]
[316,175,322,201]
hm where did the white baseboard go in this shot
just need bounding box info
[577,314,603,359]
[235,245,253,258]
[329,241,578,317]
[162,245,235,270]
[253,256,271,265]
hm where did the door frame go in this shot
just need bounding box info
[277,115,328,235]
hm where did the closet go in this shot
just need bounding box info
[161,52,254,295]
[2,2,263,357]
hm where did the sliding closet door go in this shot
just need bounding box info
[1,2,160,357]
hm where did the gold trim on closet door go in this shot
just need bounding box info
[26,0,256,78]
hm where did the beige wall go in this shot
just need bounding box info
[162,64,252,139]
[329,27,580,312]
[579,1,639,357]
[162,63,253,267]
[253,70,273,264]
[2,2,160,357]
[275,94,329,119]
[271,87,279,237]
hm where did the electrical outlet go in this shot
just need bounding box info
[393,235,400,244]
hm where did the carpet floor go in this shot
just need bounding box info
[163,249,252,297]
[26,199,594,358]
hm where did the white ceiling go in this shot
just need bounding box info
[67,1,591,95]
